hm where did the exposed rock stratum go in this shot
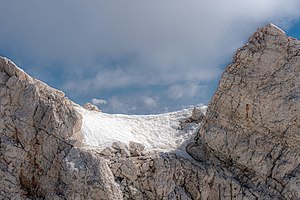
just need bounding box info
[0,23,300,199]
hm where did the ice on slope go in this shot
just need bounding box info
[269,23,286,34]
[76,106,206,156]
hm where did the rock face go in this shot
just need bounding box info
[188,23,300,199]
[0,58,122,199]
[1,23,300,200]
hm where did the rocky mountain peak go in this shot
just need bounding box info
[188,23,300,199]
[0,57,33,84]
[251,23,286,39]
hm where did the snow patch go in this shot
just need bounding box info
[75,106,207,157]
[269,23,286,34]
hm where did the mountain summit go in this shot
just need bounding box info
[1,23,300,199]
[188,23,300,199]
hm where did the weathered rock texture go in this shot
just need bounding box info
[188,24,300,199]
[82,138,267,200]
[1,23,300,200]
[0,58,122,199]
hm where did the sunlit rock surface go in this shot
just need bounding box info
[188,23,300,199]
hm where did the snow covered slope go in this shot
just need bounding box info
[75,106,206,157]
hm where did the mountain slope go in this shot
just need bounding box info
[1,23,300,199]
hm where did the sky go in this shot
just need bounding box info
[1,0,300,114]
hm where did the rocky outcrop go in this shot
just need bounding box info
[0,57,79,199]
[82,102,101,112]
[187,23,300,199]
[87,141,260,199]
[0,58,121,199]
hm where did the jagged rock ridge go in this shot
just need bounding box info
[188,23,300,199]
[0,58,122,199]
[0,23,300,199]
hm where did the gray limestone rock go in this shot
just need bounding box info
[0,57,120,199]
[83,102,101,112]
[187,23,300,199]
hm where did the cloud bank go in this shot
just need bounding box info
[0,0,300,113]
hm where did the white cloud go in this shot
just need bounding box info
[98,86,210,114]
[1,0,300,113]
[106,96,138,114]
[91,98,107,106]
[108,97,127,112]
[2,1,300,79]
[168,83,204,100]
[143,97,158,108]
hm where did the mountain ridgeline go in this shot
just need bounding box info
[0,23,300,199]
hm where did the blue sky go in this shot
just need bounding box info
[1,0,300,114]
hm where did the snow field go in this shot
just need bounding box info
[76,106,206,156]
